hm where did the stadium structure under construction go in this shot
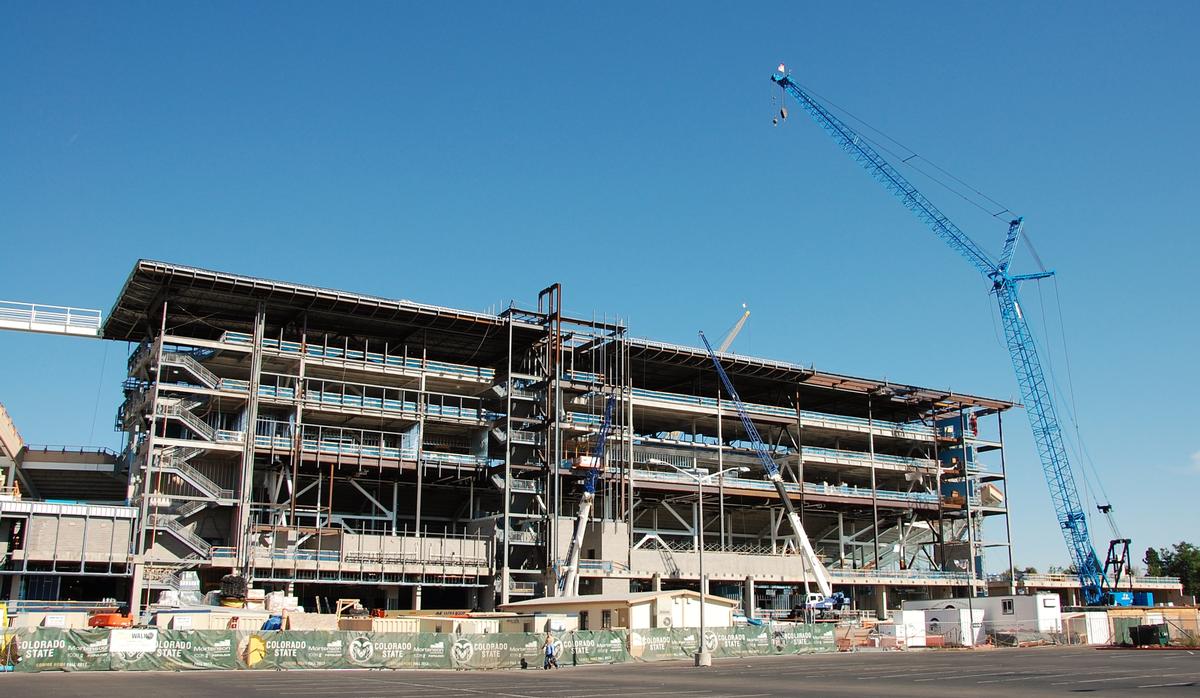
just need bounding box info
[1,260,1185,615]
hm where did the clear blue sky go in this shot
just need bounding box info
[1,2,1196,571]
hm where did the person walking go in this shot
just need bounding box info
[543,633,559,669]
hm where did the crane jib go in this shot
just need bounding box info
[774,69,1110,604]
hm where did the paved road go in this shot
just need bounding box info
[4,647,1199,696]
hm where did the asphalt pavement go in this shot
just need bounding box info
[4,646,1199,697]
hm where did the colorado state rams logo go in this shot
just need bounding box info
[347,636,375,664]
[450,638,474,666]
[702,631,719,653]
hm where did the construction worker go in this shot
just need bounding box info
[543,633,558,670]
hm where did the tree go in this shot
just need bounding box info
[1145,542,1200,598]
[1144,547,1164,576]
[997,566,1038,580]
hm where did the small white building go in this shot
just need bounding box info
[499,590,738,630]
[902,593,1062,634]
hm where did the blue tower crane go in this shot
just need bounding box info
[771,68,1110,605]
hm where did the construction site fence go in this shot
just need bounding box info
[0,624,834,673]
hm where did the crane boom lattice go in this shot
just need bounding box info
[772,69,1109,604]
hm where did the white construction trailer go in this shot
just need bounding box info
[902,593,1062,634]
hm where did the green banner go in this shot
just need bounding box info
[560,630,630,666]
[628,628,690,661]
[768,622,836,654]
[110,630,241,671]
[11,628,111,672]
[8,624,831,673]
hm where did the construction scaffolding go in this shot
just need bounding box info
[16,260,1036,616]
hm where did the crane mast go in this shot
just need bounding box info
[700,332,833,597]
[558,394,617,596]
[772,69,1108,604]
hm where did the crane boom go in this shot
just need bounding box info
[772,69,1107,604]
[558,395,616,596]
[700,331,832,597]
[718,306,751,353]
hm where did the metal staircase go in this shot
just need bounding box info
[147,512,212,556]
[156,400,217,441]
[160,352,220,389]
[159,447,234,501]
[174,499,210,518]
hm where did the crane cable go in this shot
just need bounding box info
[1029,272,1121,540]
[783,79,1016,225]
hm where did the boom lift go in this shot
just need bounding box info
[772,66,1117,605]
[700,331,833,597]
[557,394,617,596]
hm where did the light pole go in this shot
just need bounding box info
[646,458,748,667]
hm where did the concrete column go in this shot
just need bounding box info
[7,574,22,601]
[383,586,400,611]
[651,573,662,591]
[874,584,889,621]
[743,576,756,619]
[129,563,145,613]
[412,585,422,611]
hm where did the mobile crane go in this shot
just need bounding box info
[557,394,617,596]
[700,331,833,598]
[772,66,1117,605]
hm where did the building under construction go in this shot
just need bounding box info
[0,260,1184,615]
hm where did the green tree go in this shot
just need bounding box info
[1144,547,1164,576]
[1144,542,1200,597]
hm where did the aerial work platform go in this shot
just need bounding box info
[0,301,101,338]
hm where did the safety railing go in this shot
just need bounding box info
[147,513,212,555]
[562,369,601,384]
[1018,573,1181,587]
[0,300,101,335]
[221,331,496,382]
[509,581,539,595]
[159,450,234,501]
[175,499,209,519]
[630,467,945,505]
[630,387,934,438]
[632,443,936,475]
[160,351,220,389]
[249,373,497,423]
[501,528,540,543]
[155,402,216,441]
[508,430,544,445]
[829,568,971,581]
[254,421,490,467]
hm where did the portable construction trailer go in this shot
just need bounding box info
[902,593,1062,634]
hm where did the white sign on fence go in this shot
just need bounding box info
[110,628,159,654]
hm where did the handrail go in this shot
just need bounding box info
[1018,573,1181,586]
[253,427,492,467]
[631,386,934,437]
[221,331,497,382]
[156,402,217,441]
[631,467,947,505]
[148,512,211,554]
[160,351,220,389]
[0,300,101,335]
[632,443,936,473]
[160,451,234,500]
